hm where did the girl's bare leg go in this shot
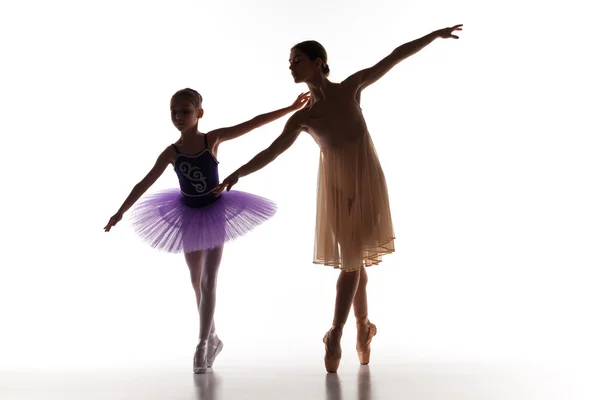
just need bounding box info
[199,245,223,343]
[184,250,204,337]
[185,250,211,373]
[184,249,220,340]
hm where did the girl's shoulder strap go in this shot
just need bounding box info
[171,143,180,154]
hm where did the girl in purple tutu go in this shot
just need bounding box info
[104,88,309,373]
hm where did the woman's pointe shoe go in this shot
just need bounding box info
[323,328,342,373]
[193,342,208,374]
[356,321,377,365]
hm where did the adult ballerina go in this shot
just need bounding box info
[215,24,463,373]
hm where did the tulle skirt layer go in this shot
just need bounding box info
[130,189,277,253]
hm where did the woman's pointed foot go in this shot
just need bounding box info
[356,320,377,365]
[323,326,343,373]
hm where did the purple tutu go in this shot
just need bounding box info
[129,188,277,253]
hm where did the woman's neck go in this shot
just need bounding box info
[307,77,332,102]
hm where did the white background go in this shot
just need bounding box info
[1,0,598,389]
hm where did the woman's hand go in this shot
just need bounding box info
[436,24,463,39]
[213,172,240,196]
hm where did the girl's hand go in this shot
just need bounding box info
[436,24,463,39]
[213,173,239,196]
[104,212,123,232]
[290,92,311,110]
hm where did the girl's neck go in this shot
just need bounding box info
[180,127,201,145]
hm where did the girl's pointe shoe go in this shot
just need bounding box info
[323,328,342,373]
[207,335,223,368]
[193,342,208,374]
[356,321,377,365]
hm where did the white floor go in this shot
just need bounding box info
[1,355,594,400]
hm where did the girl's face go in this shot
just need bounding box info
[170,97,202,132]
[289,49,320,83]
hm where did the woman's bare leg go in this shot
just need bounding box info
[353,267,370,345]
[328,268,361,353]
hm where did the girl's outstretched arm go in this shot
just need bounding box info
[213,110,306,195]
[212,92,309,144]
[104,147,174,231]
[342,24,462,93]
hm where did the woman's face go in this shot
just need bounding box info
[289,49,319,83]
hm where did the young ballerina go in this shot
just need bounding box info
[104,88,309,373]
[215,25,463,373]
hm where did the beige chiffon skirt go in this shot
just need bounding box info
[313,132,395,271]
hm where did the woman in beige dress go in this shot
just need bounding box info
[214,24,463,373]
